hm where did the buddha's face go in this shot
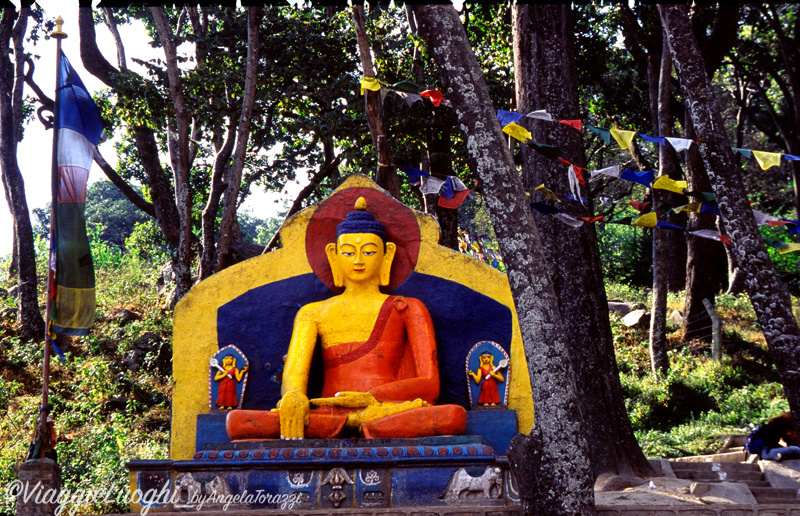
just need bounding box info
[480,354,494,367]
[223,355,235,369]
[335,232,385,285]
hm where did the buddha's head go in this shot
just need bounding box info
[479,353,495,368]
[222,354,235,369]
[325,197,397,288]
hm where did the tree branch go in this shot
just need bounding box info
[262,153,342,254]
[93,148,156,218]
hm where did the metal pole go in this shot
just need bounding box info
[40,15,67,458]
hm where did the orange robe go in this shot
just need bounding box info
[227,296,466,439]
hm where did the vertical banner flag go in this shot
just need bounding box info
[49,53,104,336]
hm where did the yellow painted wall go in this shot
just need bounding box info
[170,175,533,460]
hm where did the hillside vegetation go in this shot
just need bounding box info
[0,234,794,515]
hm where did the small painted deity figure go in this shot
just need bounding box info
[468,353,508,406]
[213,354,248,409]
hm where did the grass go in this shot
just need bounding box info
[610,288,790,458]
[0,252,171,515]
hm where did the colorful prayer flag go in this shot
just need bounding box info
[590,164,620,178]
[652,175,688,194]
[619,169,655,186]
[49,53,104,336]
[631,212,657,227]
[420,89,443,107]
[666,137,693,152]
[732,147,753,159]
[530,202,560,215]
[526,109,553,121]
[528,142,565,160]
[497,109,523,127]
[502,122,532,143]
[639,133,666,146]
[399,166,429,184]
[360,77,383,95]
[610,127,637,150]
[587,125,611,144]
[534,184,560,202]
[438,188,470,209]
[558,120,582,131]
[778,243,800,255]
[752,150,782,170]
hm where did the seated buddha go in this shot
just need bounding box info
[227,197,467,440]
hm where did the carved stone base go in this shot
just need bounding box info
[127,437,519,512]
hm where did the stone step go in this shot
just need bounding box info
[672,470,766,483]
[754,497,800,505]
[686,479,772,488]
[669,460,761,472]
[750,487,800,500]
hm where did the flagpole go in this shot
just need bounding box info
[40,16,66,458]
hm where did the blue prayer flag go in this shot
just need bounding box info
[497,110,523,128]
[639,134,666,146]
[619,169,655,187]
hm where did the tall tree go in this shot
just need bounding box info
[0,8,45,341]
[729,4,800,220]
[660,3,800,437]
[411,5,595,514]
[513,4,652,481]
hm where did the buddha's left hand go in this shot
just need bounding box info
[310,391,380,408]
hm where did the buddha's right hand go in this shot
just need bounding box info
[278,390,309,440]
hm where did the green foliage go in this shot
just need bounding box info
[613,288,792,458]
[598,223,652,286]
[0,246,170,515]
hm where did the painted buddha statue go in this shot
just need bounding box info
[227,197,467,440]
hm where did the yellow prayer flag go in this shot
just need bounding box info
[502,122,532,143]
[609,128,637,150]
[752,150,782,170]
[778,243,800,255]
[360,77,383,95]
[535,184,560,202]
[631,212,657,228]
[677,203,701,214]
[653,175,688,194]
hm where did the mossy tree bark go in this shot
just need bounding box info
[412,5,595,515]
[512,4,652,481]
[660,3,800,435]
[0,9,45,341]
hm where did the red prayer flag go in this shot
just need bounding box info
[629,200,651,212]
[767,220,792,226]
[437,188,470,209]
[558,158,585,185]
[579,216,604,223]
[558,120,582,132]
[720,235,731,245]
[420,89,443,107]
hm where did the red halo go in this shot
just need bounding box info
[305,186,421,292]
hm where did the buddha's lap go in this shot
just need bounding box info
[226,404,466,440]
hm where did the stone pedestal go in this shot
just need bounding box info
[16,458,62,516]
[128,436,519,513]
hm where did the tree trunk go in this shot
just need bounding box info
[412,5,595,515]
[650,31,676,378]
[151,7,195,300]
[352,5,400,199]
[660,3,800,438]
[214,7,262,274]
[513,4,652,481]
[0,9,44,341]
[79,9,183,248]
[683,114,725,341]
